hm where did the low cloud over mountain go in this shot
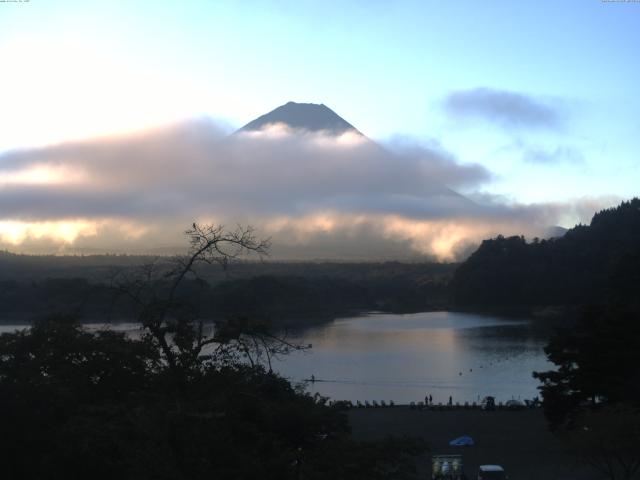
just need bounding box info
[0,102,613,259]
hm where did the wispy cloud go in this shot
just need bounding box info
[495,140,585,165]
[522,145,584,164]
[444,87,563,130]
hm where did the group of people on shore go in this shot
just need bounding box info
[424,394,454,406]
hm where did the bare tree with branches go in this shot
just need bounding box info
[110,223,307,381]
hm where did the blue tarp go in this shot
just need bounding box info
[449,435,474,446]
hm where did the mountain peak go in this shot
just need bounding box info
[239,102,361,135]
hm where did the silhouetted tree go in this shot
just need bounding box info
[0,314,161,479]
[109,223,294,380]
[534,303,640,480]
[0,225,427,479]
[534,305,640,429]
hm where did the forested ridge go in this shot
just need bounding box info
[526,200,640,478]
[4,199,640,323]
[451,198,640,312]
[448,198,640,477]
[0,260,453,324]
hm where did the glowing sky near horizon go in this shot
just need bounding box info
[0,0,638,256]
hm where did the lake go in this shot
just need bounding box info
[273,311,552,404]
[0,311,552,404]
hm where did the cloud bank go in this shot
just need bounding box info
[0,119,611,260]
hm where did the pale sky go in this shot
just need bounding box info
[0,1,638,257]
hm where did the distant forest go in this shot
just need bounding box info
[451,198,640,314]
[0,255,452,324]
[2,198,639,324]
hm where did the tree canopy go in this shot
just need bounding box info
[533,305,640,428]
[0,224,426,479]
[451,198,640,311]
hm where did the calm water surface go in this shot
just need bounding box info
[273,311,552,404]
[0,311,552,404]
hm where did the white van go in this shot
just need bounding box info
[477,465,507,480]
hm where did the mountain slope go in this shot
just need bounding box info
[238,101,361,135]
[237,101,479,220]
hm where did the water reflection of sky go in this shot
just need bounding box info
[274,312,552,404]
[0,311,553,404]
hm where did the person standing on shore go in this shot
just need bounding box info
[429,394,432,405]
[448,395,452,406]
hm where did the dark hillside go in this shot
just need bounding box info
[0,260,455,324]
[451,198,640,312]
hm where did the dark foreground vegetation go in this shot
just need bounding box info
[524,200,640,479]
[448,197,640,479]
[0,315,425,480]
[0,224,426,479]
[2,199,640,478]
[531,299,640,479]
